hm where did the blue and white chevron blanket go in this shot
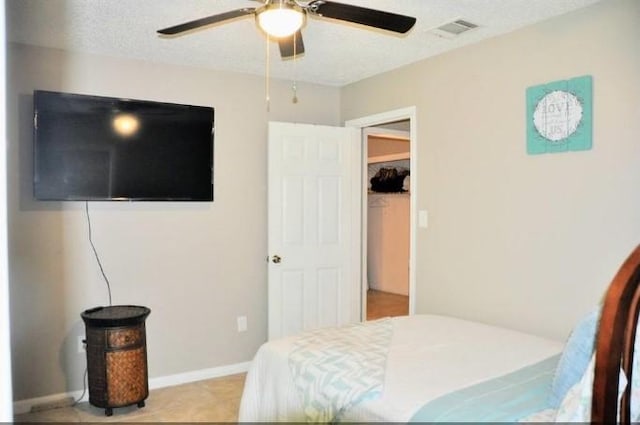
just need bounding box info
[288,318,393,422]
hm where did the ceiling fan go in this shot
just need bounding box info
[157,0,417,60]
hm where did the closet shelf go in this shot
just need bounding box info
[367,152,409,164]
[368,191,410,195]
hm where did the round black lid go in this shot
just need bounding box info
[81,305,151,327]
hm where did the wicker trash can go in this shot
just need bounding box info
[81,305,151,416]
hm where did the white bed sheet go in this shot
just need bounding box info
[239,314,563,422]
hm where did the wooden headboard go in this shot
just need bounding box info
[592,245,640,424]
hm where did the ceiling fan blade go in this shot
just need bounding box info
[308,1,416,34]
[157,8,256,36]
[278,31,305,59]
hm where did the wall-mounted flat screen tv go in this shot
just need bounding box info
[33,90,214,201]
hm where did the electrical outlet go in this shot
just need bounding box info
[77,336,86,353]
[237,316,248,332]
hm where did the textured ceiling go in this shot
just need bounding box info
[7,0,603,87]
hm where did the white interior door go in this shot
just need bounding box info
[268,121,361,340]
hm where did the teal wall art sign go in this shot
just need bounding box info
[526,75,592,154]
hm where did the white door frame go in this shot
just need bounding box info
[0,0,14,418]
[345,107,417,321]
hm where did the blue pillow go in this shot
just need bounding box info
[548,308,600,408]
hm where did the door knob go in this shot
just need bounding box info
[272,255,282,264]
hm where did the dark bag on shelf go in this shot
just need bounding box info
[370,167,409,193]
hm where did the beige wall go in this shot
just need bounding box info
[343,0,640,340]
[7,43,340,400]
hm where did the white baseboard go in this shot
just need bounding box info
[148,361,251,390]
[13,391,87,416]
[12,361,251,415]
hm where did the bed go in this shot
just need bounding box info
[239,244,640,423]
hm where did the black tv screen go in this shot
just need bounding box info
[33,90,214,201]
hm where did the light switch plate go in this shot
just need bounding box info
[419,210,428,228]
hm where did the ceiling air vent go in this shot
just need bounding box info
[429,19,478,39]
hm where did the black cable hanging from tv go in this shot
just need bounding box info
[85,201,112,306]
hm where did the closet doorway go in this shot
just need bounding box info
[364,123,411,320]
[346,107,417,323]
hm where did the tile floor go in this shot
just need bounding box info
[367,289,409,320]
[14,290,407,422]
[14,373,246,423]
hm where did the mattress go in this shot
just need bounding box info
[238,314,563,422]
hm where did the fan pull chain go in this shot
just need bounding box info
[292,81,298,104]
[265,34,271,111]
[292,32,298,104]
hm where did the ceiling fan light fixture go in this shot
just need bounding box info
[257,2,305,38]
